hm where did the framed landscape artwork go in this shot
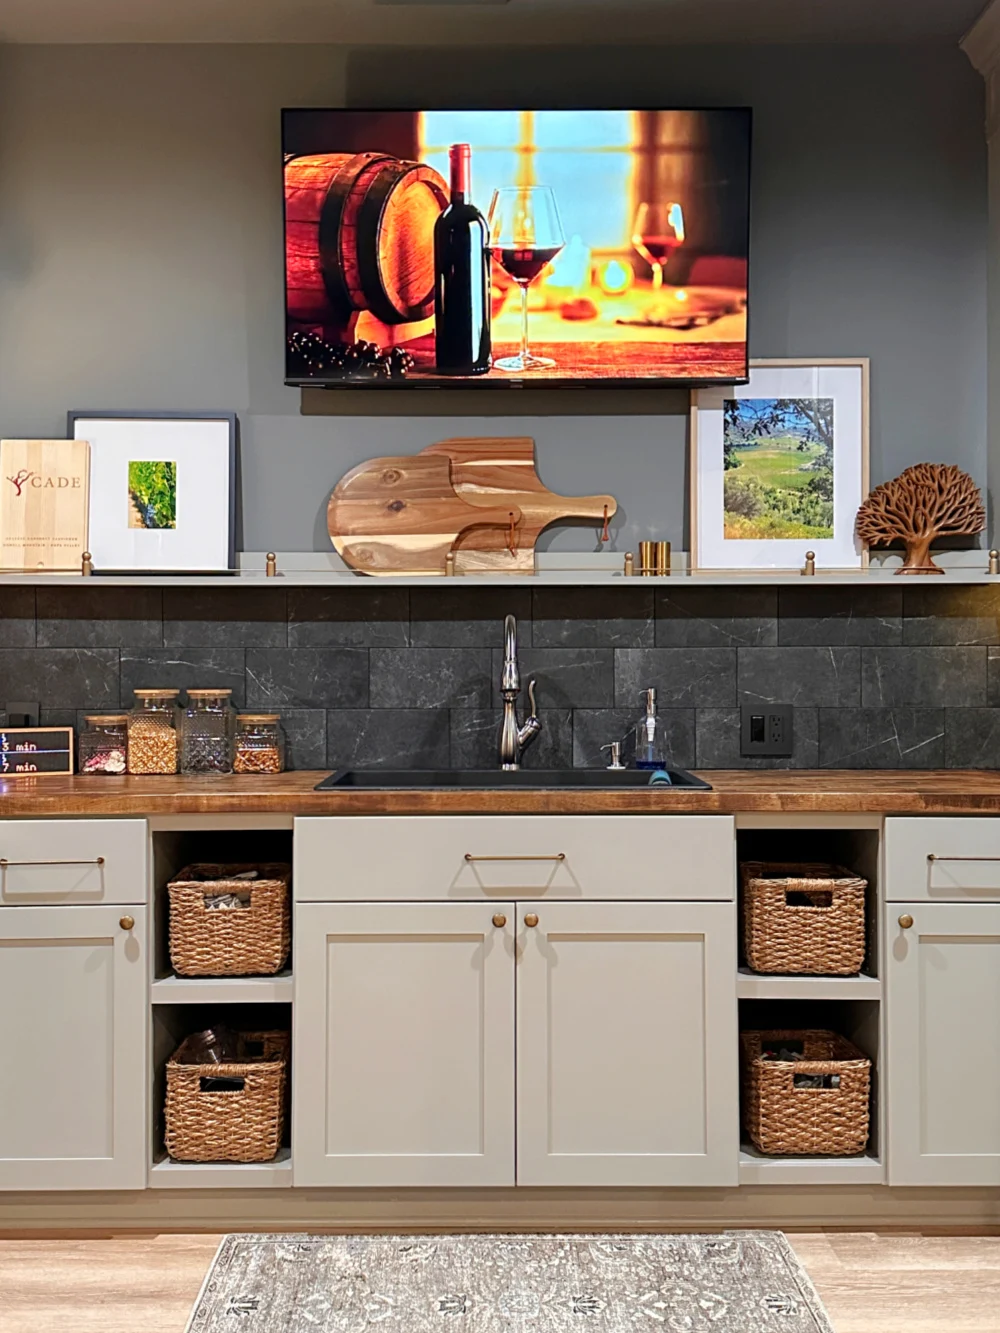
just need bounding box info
[68,411,236,573]
[691,358,870,571]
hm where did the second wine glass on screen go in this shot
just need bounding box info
[631,200,685,291]
[487,185,566,373]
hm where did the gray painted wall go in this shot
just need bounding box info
[0,43,986,552]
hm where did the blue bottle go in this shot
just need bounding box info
[635,687,667,770]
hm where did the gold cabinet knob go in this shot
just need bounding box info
[119,915,135,932]
[524,913,539,928]
[898,914,914,930]
[492,913,507,928]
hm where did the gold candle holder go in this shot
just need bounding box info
[639,541,655,576]
[655,541,670,576]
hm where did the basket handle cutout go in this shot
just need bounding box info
[784,889,833,908]
[199,1075,246,1093]
[792,1073,842,1090]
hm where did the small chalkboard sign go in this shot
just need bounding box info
[0,727,74,777]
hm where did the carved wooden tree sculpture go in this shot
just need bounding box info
[856,463,985,575]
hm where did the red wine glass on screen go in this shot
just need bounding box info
[631,201,685,291]
[487,186,565,372]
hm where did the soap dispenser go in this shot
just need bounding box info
[635,687,667,770]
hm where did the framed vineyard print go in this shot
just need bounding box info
[68,411,236,573]
[691,358,869,571]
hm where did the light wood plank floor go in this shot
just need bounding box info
[0,1232,999,1332]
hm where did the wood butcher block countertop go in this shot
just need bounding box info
[3,770,1000,816]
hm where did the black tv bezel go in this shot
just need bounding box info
[281,105,753,391]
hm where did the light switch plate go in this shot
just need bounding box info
[740,704,793,757]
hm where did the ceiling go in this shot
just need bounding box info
[0,0,988,45]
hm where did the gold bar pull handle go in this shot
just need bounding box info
[928,854,1000,862]
[464,853,566,863]
[0,856,105,868]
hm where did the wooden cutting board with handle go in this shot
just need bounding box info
[328,454,521,575]
[422,436,617,572]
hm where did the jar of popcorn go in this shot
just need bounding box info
[127,689,180,775]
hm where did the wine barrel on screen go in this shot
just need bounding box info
[285,152,449,326]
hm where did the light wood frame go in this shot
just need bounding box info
[689,357,871,573]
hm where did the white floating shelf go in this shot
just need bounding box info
[736,968,881,1001]
[151,971,293,1004]
[0,551,995,588]
[150,1146,292,1189]
[739,1145,883,1186]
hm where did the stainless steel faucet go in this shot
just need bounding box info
[499,614,541,769]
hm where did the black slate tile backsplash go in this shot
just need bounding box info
[6,582,1000,769]
[655,589,777,647]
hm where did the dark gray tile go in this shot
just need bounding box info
[493,648,615,709]
[903,586,1000,646]
[615,648,736,708]
[38,708,81,730]
[946,709,1000,768]
[327,709,450,769]
[0,587,35,646]
[36,587,161,648]
[246,648,367,709]
[0,649,118,709]
[989,648,1000,705]
[409,588,532,648]
[739,647,861,707]
[656,588,777,647]
[819,708,946,769]
[371,647,491,709]
[163,588,286,648]
[696,707,819,769]
[572,708,696,769]
[273,709,327,771]
[288,588,409,647]
[861,647,986,707]
[778,587,902,646]
[450,708,573,770]
[121,649,246,706]
[532,588,654,648]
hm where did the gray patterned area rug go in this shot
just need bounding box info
[186,1232,835,1332]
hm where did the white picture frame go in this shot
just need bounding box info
[68,412,236,573]
[691,358,870,571]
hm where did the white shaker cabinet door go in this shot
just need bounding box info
[517,901,739,1186]
[0,906,147,1190]
[887,902,1000,1185]
[294,902,515,1186]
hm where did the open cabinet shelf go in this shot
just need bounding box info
[738,1145,884,1186]
[151,971,294,1005]
[150,1146,292,1189]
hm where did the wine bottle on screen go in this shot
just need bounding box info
[434,143,491,375]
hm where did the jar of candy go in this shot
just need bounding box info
[234,714,285,774]
[180,689,235,774]
[127,689,180,774]
[79,714,128,775]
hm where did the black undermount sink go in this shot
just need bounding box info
[315,767,712,791]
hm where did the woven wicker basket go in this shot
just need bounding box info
[164,1029,289,1163]
[741,1029,871,1157]
[168,863,291,976]
[742,861,866,975]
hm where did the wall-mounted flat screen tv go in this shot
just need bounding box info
[283,108,751,388]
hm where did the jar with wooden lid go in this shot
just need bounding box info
[234,715,285,774]
[180,689,236,774]
[79,714,128,775]
[127,690,180,774]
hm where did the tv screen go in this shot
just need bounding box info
[283,108,751,388]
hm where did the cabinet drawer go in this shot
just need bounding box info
[886,817,1000,902]
[0,819,146,905]
[295,815,735,902]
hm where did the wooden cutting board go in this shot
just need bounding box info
[422,436,617,572]
[328,454,521,576]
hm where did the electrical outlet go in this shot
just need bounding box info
[740,704,793,757]
[6,701,39,728]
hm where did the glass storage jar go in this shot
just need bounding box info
[79,714,128,775]
[233,714,286,774]
[180,689,235,774]
[127,689,180,774]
